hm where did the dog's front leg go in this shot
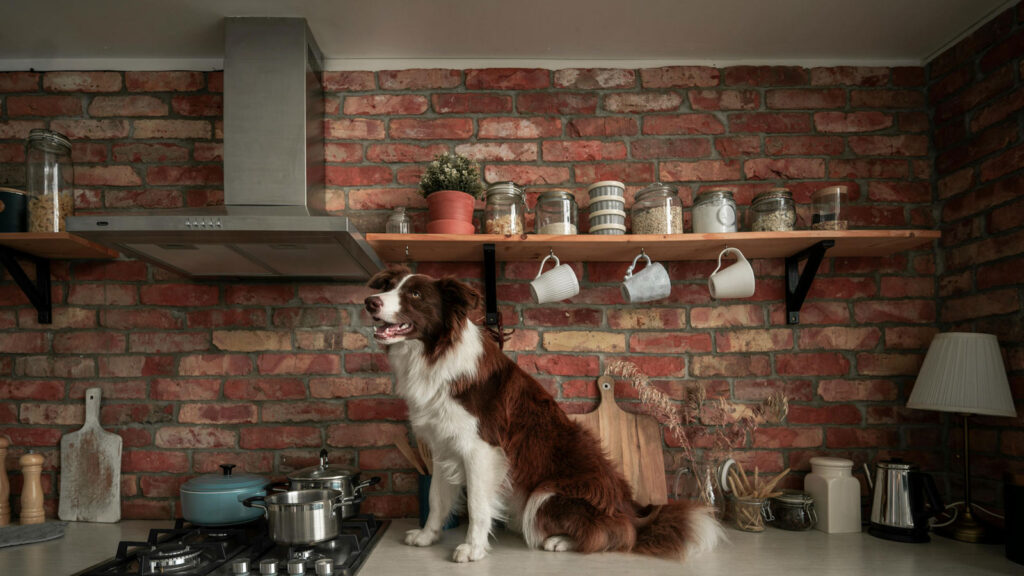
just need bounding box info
[453,445,505,563]
[405,472,460,547]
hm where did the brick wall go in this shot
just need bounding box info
[928,3,1024,506]
[0,6,1018,519]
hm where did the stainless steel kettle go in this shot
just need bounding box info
[868,459,944,543]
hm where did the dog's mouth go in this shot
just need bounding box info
[373,320,413,341]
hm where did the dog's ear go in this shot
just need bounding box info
[367,265,410,291]
[437,277,481,319]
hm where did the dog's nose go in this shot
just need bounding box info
[365,296,382,314]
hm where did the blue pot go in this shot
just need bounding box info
[179,464,268,526]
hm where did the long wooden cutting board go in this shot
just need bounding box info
[569,375,667,506]
[59,387,121,522]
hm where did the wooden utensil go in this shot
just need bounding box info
[58,387,121,523]
[568,375,667,506]
[393,433,426,475]
[416,440,433,475]
[0,435,10,525]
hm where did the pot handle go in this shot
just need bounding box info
[353,476,381,493]
[241,495,269,518]
[269,481,289,493]
[332,492,367,512]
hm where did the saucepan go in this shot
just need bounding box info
[179,464,268,526]
[276,449,381,518]
[243,489,365,545]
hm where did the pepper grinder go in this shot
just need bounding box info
[0,436,10,525]
[19,451,45,525]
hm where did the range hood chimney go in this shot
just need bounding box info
[68,18,383,280]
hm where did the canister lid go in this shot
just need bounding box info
[27,128,72,151]
[752,188,792,203]
[808,456,853,469]
[537,189,576,203]
[635,182,678,200]
[0,187,27,197]
[878,458,916,470]
[812,185,849,200]
[485,181,525,199]
[181,464,267,493]
[694,188,734,205]
[586,180,625,192]
[772,489,814,505]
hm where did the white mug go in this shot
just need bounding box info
[530,253,580,304]
[621,253,671,303]
[708,247,755,299]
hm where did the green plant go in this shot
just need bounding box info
[419,153,484,197]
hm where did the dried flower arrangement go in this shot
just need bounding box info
[419,153,485,198]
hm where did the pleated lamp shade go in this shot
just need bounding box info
[907,332,1017,417]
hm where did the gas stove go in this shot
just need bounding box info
[74,515,388,576]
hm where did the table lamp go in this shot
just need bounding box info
[907,332,1017,543]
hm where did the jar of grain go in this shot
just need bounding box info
[25,129,74,233]
[749,188,796,231]
[693,188,738,233]
[811,185,849,230]
[484,182,527,235]
[534,189,578,235]
[631,183,683,235]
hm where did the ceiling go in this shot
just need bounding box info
[0,0,1014,70]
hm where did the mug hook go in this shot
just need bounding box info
[624,249,652,280]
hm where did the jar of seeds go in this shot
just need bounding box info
[484,182,527,235]
[749,188,796,231]
[534,189,578,235]
[693,188,738,233]
[631,183,683,235]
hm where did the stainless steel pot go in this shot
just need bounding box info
[285,450,380,517]
[243,489,363,545]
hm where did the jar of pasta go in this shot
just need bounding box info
[484,182,527,235]
[25,129,74,232]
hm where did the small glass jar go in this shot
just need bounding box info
[811,185,849,230]
[385,206,411,233]
[731,496,773,532]
[631,183,683,234]
[769,490,817,531]
[534,189,577,235]
[674,462,725,520]
[25,129,74,232]
[484,182,527,235]
[749,188,796,231]
[692,188,738,233]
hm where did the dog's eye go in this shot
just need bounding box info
[411,290,421,298]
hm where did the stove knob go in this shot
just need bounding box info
[314,559,333,576]
[259,559,278,575]
[232,559,250,575]
[287,559,306,575]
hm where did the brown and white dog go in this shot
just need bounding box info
[364,266,721,563]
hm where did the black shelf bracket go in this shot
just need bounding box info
[0,245,51,324]
[482,243,498,326]
[785,240,834,325]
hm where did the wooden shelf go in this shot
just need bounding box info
[366,230,940,263]
[0,232,119,260]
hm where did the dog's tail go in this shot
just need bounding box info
[632,500,723,560]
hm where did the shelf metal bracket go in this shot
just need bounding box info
[785,240,833,325]
[0,245,52,324]
[482,243,498,326]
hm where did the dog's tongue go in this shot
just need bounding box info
[375,323,406,339]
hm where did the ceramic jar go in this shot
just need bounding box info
[804,456,861,533]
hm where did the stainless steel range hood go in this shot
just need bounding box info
[68,18,383,280]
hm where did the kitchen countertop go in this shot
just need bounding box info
[0,518,1018,575]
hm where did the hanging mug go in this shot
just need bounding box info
[621,252,671,303]
[530,253,579,304]
[708,247,755,299]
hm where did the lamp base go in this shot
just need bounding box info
[935,504,1003,544]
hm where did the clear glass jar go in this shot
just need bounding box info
[631,183,683,234]
[749,188,796,231]
[25,129,74,232]
[731,496,773,532]
[812,185,849,230]
[769,490,817,531]
[484,182,527,235]
[674,462,725,520]
[692,188,738,233]
[534,189,577,235]
[385,206,411,233]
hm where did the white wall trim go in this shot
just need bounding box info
[923,0,1019,63]
[0,59,223,72]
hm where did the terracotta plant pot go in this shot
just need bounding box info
[426,190,476,225]
[426,219,476,234]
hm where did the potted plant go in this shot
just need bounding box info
[420,153,484,234]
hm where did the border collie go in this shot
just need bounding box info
[365,266,721,563]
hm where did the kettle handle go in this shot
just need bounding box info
[911,471,944,518]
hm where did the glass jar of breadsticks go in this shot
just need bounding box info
[25,129,75,232]
[720,459,791,532]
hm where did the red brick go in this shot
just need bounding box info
[222,378,305,400]
[100,309,181,330]
[689,305,763,328]
[818,379,898,402]
[728,113,811,133]
[936,122,1016,175]
[179,403,257,424]
[298,285,375,305]
[7,95,82,116]
[129,332,209,354]
[979,28,1024,73]
[378,69,460,90]
[604,92,682,113]
[101,404,173,427]
[894,67,927,86]
[325,165,392,186]
[853,300,935,323]
[150,378,220,400]
[257,354,341,375]
[126,71,204,92]
[765,136,844,156]
[744,158,824,179]
[18,357,94,379]
[261,401,346,422]
[139,476,187,498]
[516,354,599,376]
[140,284,219,306]
[322,71,375,91]
[884,326,939,350]
[478,117,561,139]
[766,89,845,109]
[753,427,823,448]
[123,450,189,473]
[88,95,167,117]
[776,353,850,376]
[193,452,273,474]
[466,68,549,90]
[0,71,40,92]
[98,356,175,378]
[178,354,251,376]
[851,89,926,108]
[111,142,189,163]
[829,158,909,179]
[640,66,719,88]
[798,327,880,350]
[980,143,1024,182]
[390,118,473,140]
[848,135,929,156]
[348,398,409,421]
[659,160,741,181]
[484,164,569,185]
[361,494,418,518]
[575,162,654,183]
[343,95,428,115]
[326,118,385,139]
[155,427,236,449]
[970,86,1024,133]
[171,94,222,117]
[879,277,934,298]
[941,289,1020,322]
[856,353,924,376]
[327,423,407,447]
[788,404,862,424]
[628,332,713,354]
[223,285,295,306]
[642,114,724,135]
[631,138,711,159]
[74,165,143,187]
[827,428,899,448]
[868,181,931,203]
[240,426,321,449]
[810,67,889,86]
[133,119,211,139]
[567,117,638,137]
[724,66,807,86]
[186,309,266,328]
[49,119,130,139]
[310,377,391,398]
[978,256,1024,290]
[715,136,761,157]
[432,93,512,114]
[541,141,627,162]
[554,68,635,89]
[520,93,599,114]
[454,142,537,162]
[524,308,602,327]
[52,332,125,354]
[688,89,759,110]
[44,71,121,92]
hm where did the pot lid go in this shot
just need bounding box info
[288,449,358,482]
[181,464,267,492]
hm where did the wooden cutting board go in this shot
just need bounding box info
[59,387,121,523]
[569,375,667,506]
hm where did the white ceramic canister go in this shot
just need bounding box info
[804,457,861,533]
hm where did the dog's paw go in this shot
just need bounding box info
[542,535,575,552]
[404,528,440,547]
[451,543,487,563]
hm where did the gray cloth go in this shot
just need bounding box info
[0,522,67,548]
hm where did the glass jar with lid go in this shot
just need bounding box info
[769,490,817,531]
[484,182,527,235]
[692,188,738,233]
[631,183,683,234]
[25,129,74,232]
[811,185,849,230]
[749,188,796,231]
[534,189,578,235]
[385,206,411,233]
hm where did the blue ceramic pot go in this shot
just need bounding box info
[179,464,268,526]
